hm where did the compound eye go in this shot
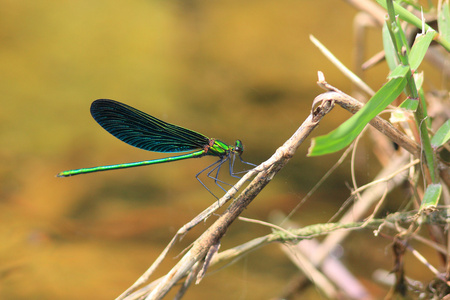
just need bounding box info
[234,139,244,154]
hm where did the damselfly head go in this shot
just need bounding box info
[234,140,244,155]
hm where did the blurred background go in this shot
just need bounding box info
[1,1,444,299]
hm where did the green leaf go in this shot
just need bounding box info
[388,64,409,79]
[409,29,436,70]
[308,76,407,156]
[382,23,399,71]
[419,183,442,210]
[431,119,450,147]
[413,72,424,90]
[399,97,419,111]
[438,0,450,43]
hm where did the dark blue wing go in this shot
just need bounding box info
[90,99,210,153]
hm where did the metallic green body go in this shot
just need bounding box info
[58,138,241,177]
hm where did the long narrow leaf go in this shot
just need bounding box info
[409,29,437,70]
[308,75,407,156]
[438,0,450,43]
[431,119,450,147]
[419,183,442,210]
[382,23,399,71]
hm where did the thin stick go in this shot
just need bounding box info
[310,35,375,96]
